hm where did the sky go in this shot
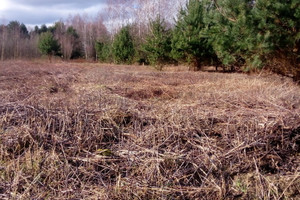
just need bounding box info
[0,0,107,27]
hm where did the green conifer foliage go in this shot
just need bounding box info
[143,16,171,70]
[171,0,215,70]
[95,41,111,63]
[206,0,257,70]
[207,0,299,71]
[252,0,300,68]
[112,26,135,64]
[38,32,60,62]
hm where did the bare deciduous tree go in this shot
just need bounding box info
[0,25,6,61]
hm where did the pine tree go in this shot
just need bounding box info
[206,0,299,71]
[66,26,82,59]
[38,32,60,62]
[252,0,300,71]
[143,16,171,70]
[205,0,256,70]
[95,41,111,62]
[171,0,215,70]
[39,24,48,34]
[112,26,135,64]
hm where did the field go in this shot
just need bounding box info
[0,60,299,199]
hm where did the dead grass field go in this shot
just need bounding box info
[0,60,299,199]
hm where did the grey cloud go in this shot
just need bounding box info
[2,0,107,25]
[2,9,63,25]
[10,0,106,8]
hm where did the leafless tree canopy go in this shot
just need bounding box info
[0,0,186,61]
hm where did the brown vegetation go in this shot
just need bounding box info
[0,61,299,199]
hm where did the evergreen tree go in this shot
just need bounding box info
[66,26,82,59]
[112,26,135,64]
[206,0,257,70]
[171,0,215,70]
[251,0,300,71]
[38,32,60,62]
[20,23,29,38]
[34,26,39,34]
[39,24,48,34]
[143,16,171,70]
[95,41,111,62]
[206,0,299,71]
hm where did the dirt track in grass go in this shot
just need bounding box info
[0,60,299,199]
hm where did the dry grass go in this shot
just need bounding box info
[0,60,299,199]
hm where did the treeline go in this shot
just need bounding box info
[0,0,182,62]
[0,15,109,61]
[101,0,300,75]
[0,0,299,75]
[0,21,39,60]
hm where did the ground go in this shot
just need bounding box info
[0,60,299,199]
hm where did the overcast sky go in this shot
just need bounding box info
[0,0,107,27]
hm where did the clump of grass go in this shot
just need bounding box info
[0,60,299,199]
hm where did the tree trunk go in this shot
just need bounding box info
[193,57,201,71]
[1,26,5,61]
[48,54,52,63]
